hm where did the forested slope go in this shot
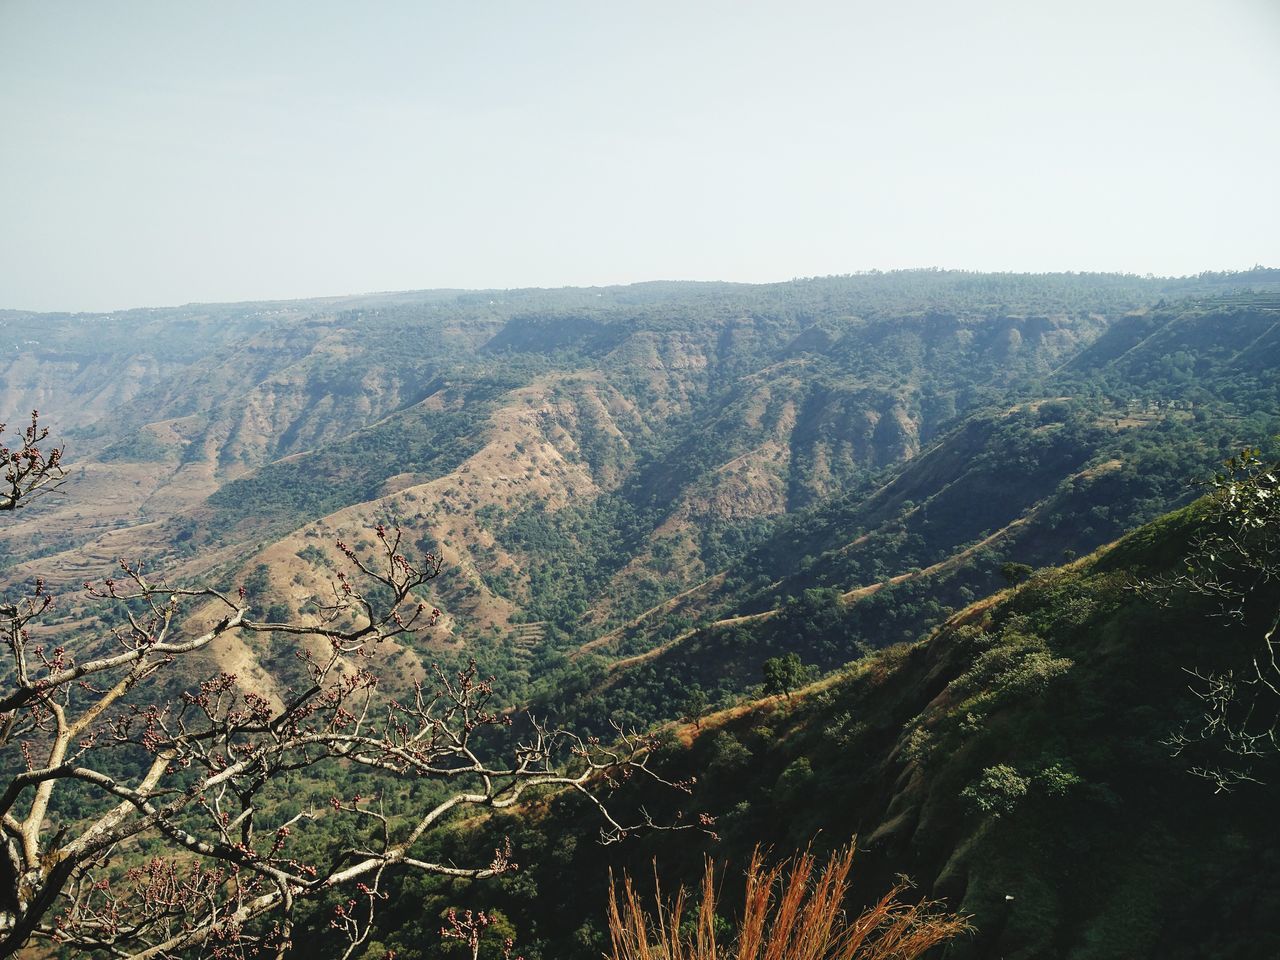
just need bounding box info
[356,499,1280,960]
[546,289,1280,731]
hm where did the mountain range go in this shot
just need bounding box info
[3,267,1279,958]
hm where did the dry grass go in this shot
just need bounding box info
[606,846,968,960]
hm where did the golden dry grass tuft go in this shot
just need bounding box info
[606,846,968,960]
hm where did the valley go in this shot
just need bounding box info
[3,268,1279,959]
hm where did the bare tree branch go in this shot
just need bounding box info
[1,411,69,513]
[0,420,707,958]
[1138,446,1280,790]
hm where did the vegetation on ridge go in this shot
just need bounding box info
[3,271,1280,958]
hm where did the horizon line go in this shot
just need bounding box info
[3,263,1277,317]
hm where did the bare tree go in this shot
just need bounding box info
[0,414,697,958]
[438,908,524,960]
[1,410,68,512]
[1142,446,1280,791]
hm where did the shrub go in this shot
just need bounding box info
[605,846,968,960]
[961,764,1031,818]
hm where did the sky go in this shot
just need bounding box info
[1,1,1278,313]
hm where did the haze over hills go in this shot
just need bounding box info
[3,267,1280,958]
[4,270,1277,629]
[5,1,1280,955]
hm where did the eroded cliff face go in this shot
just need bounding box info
[1,275,1175,697]
[0,349,179,430]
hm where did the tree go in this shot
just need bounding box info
[1143,446,1280,790]
[438,908,523,960]
[999,562,1033,587]
[681,687,709,730]
[1,410,67,512]
[762,653,807,701]
[0,414,695,958]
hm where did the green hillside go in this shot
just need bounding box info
[542,290,1280,733]
[356,498,1280,960]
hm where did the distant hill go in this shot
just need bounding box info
[535,289,1280,733]
[4,271,1279,714]
[4,269,1280,959]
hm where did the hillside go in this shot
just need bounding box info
[3,270,1280,959]
[353,500,1280,960]
[4,273,1279,727]
[546,290,1280,731]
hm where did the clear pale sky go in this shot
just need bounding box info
[2,1,1278,312]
